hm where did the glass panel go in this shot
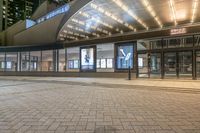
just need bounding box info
[67,47,79,71]
[196,51,200,77]
[179,52,192,77]
[164,36,193,48]
[138,53,149,78]
[117,44,133,69]
[59,49,66,72]
[81,47,95,70]
[97,44,114,71]
[137,40,150,51]
[150,53,161,77]
[41,50,53,71]
[0,53,5,71]
[21,52,30,71]
[164,53,177,77]
[150,40,162,49]
[194,35,200,46]
[5,52,17,71]
[30,51,41,71]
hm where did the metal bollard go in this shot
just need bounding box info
[128,66,131,80]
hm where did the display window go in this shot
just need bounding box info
[117,44,134,69]
[81,47,95,71]
[66,47,80,71]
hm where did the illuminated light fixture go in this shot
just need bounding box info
[142,0,163,28]
[79,11,113,29]
[90,3,136,31]
[169,0,177,26]
[67,24,91,34]
[71,18,110,35]
[170,28,186,35]
[67,25,100,37]
[65,30,89,38]
[191,0,199,23]
[112,0,148,30]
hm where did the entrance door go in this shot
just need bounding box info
[138,53,149,78]
[178,52,192,78]
[150,53,161,78]
[164,52,177,78]
[164,52,192,78]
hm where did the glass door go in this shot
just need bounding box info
[179,52,192,78]
[138,53,149,78]
[164,52,177,78]
[150,53,161,78]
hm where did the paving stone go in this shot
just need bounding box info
[0,77,200,133]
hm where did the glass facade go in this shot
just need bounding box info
[59,49,66,72]
[67,47,79,71]
[0,34,200,80]
[97,44,114,72]
[21,52,30,71]
[5,52,18,71]
[30,51,41,71]
[0,53,5,71]
[41,50,53,71]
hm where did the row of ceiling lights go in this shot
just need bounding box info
[61,0,199,41]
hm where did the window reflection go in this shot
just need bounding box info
[30,51,41,71]
[0,53,5,71]
[21,52,30,71]
[41,50,53,71]
[67,47,79,71]
[6,52,18,71]
[59,49,66,72]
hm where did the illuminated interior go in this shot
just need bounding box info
[58,0,200,42]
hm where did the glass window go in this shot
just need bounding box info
[0,53,5,71]
[81,47,95,70]
[67,47,79,71]
[195,35,200,46]
[117,44,134,69]
[96,44,114,71]
[21,52,30,71]
[41,50,53,71]
[5,52,18,71]
[137,40,150,51]
[164,36,193,48]
[59,49,66,72]
[30,51,41,71]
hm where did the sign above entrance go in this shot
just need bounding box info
[170,28,187,35]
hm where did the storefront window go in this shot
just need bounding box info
[195,35,200,46]
[5,52,18,71]
[30,51,41,71]
[81,47,95,70]
[21,52,30,71]
[67,47,79,71]
[0,53,5,71]
[96,44,114,71]
[41,50,53,71]
[59,49,66,72]
[117,44,134,69]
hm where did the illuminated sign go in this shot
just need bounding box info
[170,28,186,35]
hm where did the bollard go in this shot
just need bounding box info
[128,66,131,80]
